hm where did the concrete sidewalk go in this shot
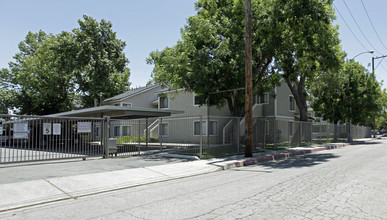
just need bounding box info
[0,139,373,212]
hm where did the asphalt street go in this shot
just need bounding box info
[1,138,386,219]
[0,154,190,184]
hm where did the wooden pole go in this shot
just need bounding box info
[245,0,253,157]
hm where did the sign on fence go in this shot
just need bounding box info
[53,123,61,135]
[43,123,52,135]
[77,122,91,133]
[13,122,28,139]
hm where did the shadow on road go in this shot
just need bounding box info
[259,153,339,169]
[351,140,382,145]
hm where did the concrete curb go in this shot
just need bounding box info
[159,153,200,160]
[219,143,350,170]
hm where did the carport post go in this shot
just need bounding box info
[103,116,110,158]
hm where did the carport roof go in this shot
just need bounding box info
[47,106,184,119]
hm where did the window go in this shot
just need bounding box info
[122,126,131,136]
[255,93,269,104]
[194,94,201,106]
[121,103,132,107]
[289,96,295,111]
[159,96,169,109]
[208,121,217,135]
[159,123,169,136]
[194,121,217,136]
[194,121,204,136]
[113,126,120,137]
[114,103,120,106]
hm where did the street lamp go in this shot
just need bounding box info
[371,54,386,138]
[348,50,374,142]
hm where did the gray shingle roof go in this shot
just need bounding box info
[103,84,161,102]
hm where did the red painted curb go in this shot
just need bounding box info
[237,143,348,168]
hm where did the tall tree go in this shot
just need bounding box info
[60,15,130,107]
[148,0,280,117]
[311,60,382,131]
[2,31,74,115]
[273,0,341,121]
[0,15,131,115]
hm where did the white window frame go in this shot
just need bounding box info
[113,125,120,137]
[289,95,295,112]
[158,96,169,109]
[121,102,132,107]
[193,120,218,136]
[159,122,169,137]
[193,94,201,106]
[122,125,132,136]
[255,93,269,105]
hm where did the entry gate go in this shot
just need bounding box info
[0,114,107,164]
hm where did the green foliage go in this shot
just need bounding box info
[273,0,341,121]
[311,60,383,126]
[148,0,340,118]
[375,89,387,130]
[69,15,130,107]
[0,15,130,115]
[116,136,158,144]
[2,31,74,115]
[148,0,280,116]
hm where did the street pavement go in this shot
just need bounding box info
[0,138,378,214]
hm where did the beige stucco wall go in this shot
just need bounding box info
[163,91,232,117]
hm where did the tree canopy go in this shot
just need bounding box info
[273,0,341,121]
[0,15,130,115]
[148,0,281,116]
[148,0,340,118]
[310,59,383,126]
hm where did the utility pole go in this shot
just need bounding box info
[245,0,253,157]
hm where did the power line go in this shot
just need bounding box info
[333,3,369,51]
[380,62,387,73]
[360,0,387,68]
[375,57,384,71]
[342,0,383,55]
[360,0,387,52]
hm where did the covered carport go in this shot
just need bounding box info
[47,106,184,157]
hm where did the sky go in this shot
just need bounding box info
[0,0,386,90]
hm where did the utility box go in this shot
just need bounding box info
[108,138,118,156]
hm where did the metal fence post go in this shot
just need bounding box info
[298,121,302,147]
[200,115,203,158]
[159,118,163,152]
[263,118,266,149]
[103,116,110,158]
[138,119,141,155]
[288,121,291,148]
[236,117,240,154]
[145,118,149,149]
[273,119,277,149]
